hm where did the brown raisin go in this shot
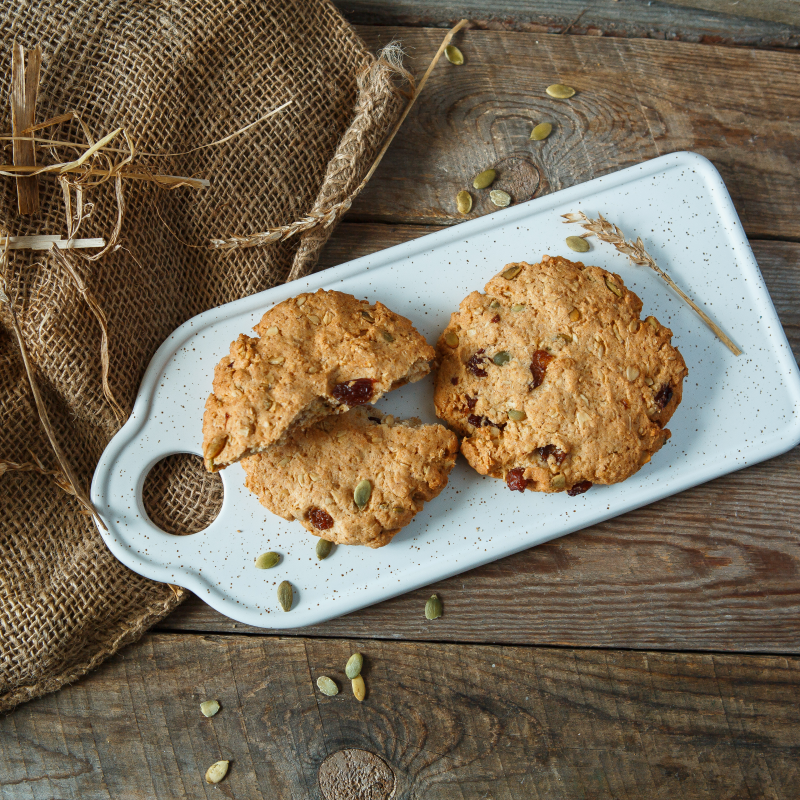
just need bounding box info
[529,350,554,390]
[567,480,592,497]
[332,378,374,406]
[466,396,478,410]
[468,414,485,428]
[308,507,334,530]
[451,377,459,385]
[506,468,529,492]
[367,416,381,423]
[655,384,673,409]
[491,314,501,323]
[466,349,488,378]
[536,444,567,465]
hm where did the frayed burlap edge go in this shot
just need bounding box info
[0,38,408,717]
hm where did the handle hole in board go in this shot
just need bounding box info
[142,454,223,535]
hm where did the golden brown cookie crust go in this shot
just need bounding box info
[242,406,459,548]
[202,290,435,471]
[434,255,688,494]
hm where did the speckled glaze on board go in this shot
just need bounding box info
[91,152,800,628]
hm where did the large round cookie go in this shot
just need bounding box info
[434,255,688,495]
[242,406,458,548]
[203,289,435,471]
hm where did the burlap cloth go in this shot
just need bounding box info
[0,0,405,712]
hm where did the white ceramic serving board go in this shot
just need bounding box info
[92,152,800,628]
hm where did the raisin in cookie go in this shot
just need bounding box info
[203,290,435,471]
[434,255,688,495]
[242,406,458,548]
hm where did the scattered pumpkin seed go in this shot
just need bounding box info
[566,235,590,253]
[316,539,333,560]
[569,308,582,322]
[507,409,527,421]
[278,580,293,612]
[557,333,572,344]
[511,303,526,312]
[354,479,372,510]
[382,330,395,342]
[489,299,501,308]
[493,350,511,366]
[456,190,472,214]
[546,83,576,99]
[551,474,566,489]
[490,189,511,208]
[296,295,307,306]
[307,314,321,325]
[626,366,640,381]
[425,594,443,620]
[502,264,522,280]
[255,551,280,569]
[644,376,654,386]
[530,122,552,141]
[264,325,279,336]
[362,310,374,321]
[345,652,363,679]
[205,760,230,785]
[200,699,220,717]
[444,331,459,347]
[645,315,658,329]
[628,319,640,333]
[445,44,464,65]
[605,277,623,297]
[473,168,496,189]
[317,676,339,696]
[640,453,652,465]
[352,675,366,702]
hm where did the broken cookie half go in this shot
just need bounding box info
[202,289,435,471]
[241,406,459,548]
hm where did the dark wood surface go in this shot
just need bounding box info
[3,633,799,799]
[350,28,800,241]
[336,0,800,48]
[5,10,800,800]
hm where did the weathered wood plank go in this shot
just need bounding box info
[2,634,798,799]
[158,229,800,653]
[347,28,800,241]
[335,0,800,47]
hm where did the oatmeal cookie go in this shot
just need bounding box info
[242,406,459,548]
[203,290,435,471]
[434,255,688,495]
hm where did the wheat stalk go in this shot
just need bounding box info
[562,211,741,356]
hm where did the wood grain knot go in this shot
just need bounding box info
[318,749,396,800]
[490,155,541,205]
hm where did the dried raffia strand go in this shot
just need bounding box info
[562,211,742,356]
[210,20,470,253]
[0,235,107,529]
[11,43,41,215]
[48,244,125,422]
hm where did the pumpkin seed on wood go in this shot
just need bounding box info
[255,551,280,569]
[472,168,496,189]
[445,45,464,65]
[490,189,511,208]
[425,594,443,620]
[200,699,220,717]
[530,122,552,141]
[566,235,590,253]
[205,761,229,784]
[278,580,293,611]
[456,190,472,214]
[345,652,363,679]
[352,675,366,702]
[354,479,372,510]
[317,676,339,696]
[546,83,576,99]
[316,539,333,560]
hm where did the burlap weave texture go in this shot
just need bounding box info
[0,0,403,712]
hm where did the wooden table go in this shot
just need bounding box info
[3,3,800,798]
